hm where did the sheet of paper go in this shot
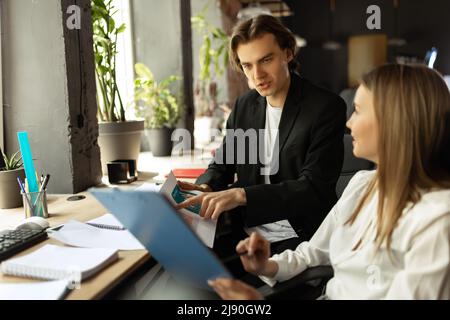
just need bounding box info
[0,280,69,300]
[48,220,144,251]
[135,183,162,192]
[160,172,217,248]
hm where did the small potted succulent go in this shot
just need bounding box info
[0,151,25,209]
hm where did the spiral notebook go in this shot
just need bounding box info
[1,244,118,281]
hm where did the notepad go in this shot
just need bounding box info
[1,244,118,281]
[0,280,70,300]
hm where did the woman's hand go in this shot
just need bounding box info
[208,278,263,300]
[236,233,278,277]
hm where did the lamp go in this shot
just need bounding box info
[388,0,407,47]
[295,35,307,48]
[264,0,294,17]
[237,2,272,20]
[322,0,342,50]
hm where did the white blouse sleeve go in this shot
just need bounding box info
[384,213,450,299]
[259,170,375,287]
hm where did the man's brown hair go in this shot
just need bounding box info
[230,14,299,72]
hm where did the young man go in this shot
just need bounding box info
[178,15,346,255]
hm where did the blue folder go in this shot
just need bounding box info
[89,189,232,290]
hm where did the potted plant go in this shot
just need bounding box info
[133,63,181,157]
[91,0,144,172]
[0,151,25,209]
[191,10,229,145]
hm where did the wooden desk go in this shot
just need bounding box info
[0,193,150,300]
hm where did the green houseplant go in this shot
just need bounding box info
[91,0,144,172]
[133,63,181,157]
[191,9,229,144]
[0,151,25,209]
[92,0,126,122]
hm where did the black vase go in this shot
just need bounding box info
[149,127,174,157]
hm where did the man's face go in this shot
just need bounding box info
[236,33,293,105]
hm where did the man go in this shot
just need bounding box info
[178,15,346,255]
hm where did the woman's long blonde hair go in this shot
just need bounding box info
[347,64,450,250]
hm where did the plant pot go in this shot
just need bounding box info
[98,120,145,174]
[0,168,26,209]
[140,129,152,152]
[149,127,174,157]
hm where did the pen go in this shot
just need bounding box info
[17,177,35,218]
[222,250,249,264]
[41,174,50,191]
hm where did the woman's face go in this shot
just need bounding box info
[346,85,379,164]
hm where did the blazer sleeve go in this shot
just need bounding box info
[242,96,346,234]
[195,100,239,191]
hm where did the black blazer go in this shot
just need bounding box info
[197,73,346,240]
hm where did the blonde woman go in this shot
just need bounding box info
[209,64,450,300]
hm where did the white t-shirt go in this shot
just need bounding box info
[260,170,450,299]
[245,101,298,243]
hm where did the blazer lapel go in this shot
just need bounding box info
[254,95,266,130]
[278,75,303,152]
[252,96,267,184]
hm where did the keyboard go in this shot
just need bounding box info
[0,229,48,262]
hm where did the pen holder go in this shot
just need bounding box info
[107,159,138,184]
[22,190,48,218]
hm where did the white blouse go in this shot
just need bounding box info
[261,170,450,299]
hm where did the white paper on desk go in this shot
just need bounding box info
[135,183,162,192]
[0,280,69,300]
[48,220,145,251]
[160,171,217,248]
[88,213,125,227]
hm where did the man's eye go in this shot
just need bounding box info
[263,58,271,64]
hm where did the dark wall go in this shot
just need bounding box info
[283,0,450,93]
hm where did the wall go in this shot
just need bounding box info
[131,0,230,109]
[1,0,101,193]
[284,0,450,93]
[131,0,183,85]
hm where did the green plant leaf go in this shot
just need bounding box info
[133,62,181,129]
[92,0,126,122]
[116,23,126,34]
[1,150,23,171]
[135,63,154,81]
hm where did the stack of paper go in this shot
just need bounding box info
[1,244,118,281]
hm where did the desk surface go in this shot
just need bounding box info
[0,146,216,299]
[0,192,150,300]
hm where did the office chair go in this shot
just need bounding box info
[259,265,333,300]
